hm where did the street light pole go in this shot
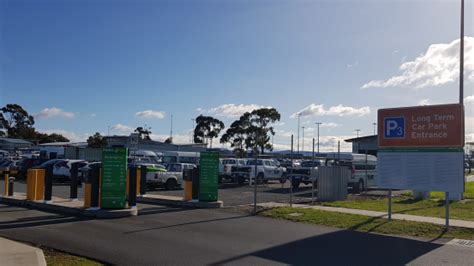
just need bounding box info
[460,0,464,104]
[355,129,361,138]
[170,115,173,143]
[297,113,301,154]
[373,123,377,136]
[302,126,305,155]
[191,118,195,143]
[315,122,322,154]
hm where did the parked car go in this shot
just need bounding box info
[0,160,20,174]
[219,158,247,183]
[231,159,286,184]
[147,163,196,190]
[16,158,43,179]
[53,160,87,182]
[286,159,323,189]
[78,162,102,181]
[325,153,377,192]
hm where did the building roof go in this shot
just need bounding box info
[344,135,377,143]
[38,142,87,147]
[0,138,33,145]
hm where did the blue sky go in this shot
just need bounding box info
[1,0,473,151]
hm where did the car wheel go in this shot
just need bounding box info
[358,179,365,192]
[353,180,364,194]
[238,177,245,185]
[257,173,265,184]
[165,179,177,190]
[291,179,301,189]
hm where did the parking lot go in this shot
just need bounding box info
[0,176,402,209]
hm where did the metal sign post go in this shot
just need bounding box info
[290,134,294,207]
[445,192,450,229]
[388,189,392,221]
[311,138,315,204]
[253,152,258,214]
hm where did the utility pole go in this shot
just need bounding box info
[460,0,464,104]
[373,122,377,136]
[297,113,301,154]
[170,115,173,143]
[302,126,305,155]
[315,122,322,154]
[191,118,195,143]
[355,129,361,138]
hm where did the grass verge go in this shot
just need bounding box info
[322,182,474,221]
[263,207,474,240]
[42,247,103,266]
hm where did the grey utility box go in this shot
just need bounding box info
[317,166,350,202]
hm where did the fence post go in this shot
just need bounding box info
[128,166,137,209]
[44,165,53,203]
[70,163,79,200]
[140,165,147,196]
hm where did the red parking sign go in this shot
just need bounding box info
[378,104,464,148]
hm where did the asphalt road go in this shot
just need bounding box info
[0,203,473,265]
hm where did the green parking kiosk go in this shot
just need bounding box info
[101,147,127,209]
[199,151,219,202]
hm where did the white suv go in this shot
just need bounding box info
[231,159,285,184]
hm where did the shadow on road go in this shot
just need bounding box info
[210,230,443,265]
[0,210,88,231]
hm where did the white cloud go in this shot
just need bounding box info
[291,104,370,118]
[90,113,97,118]
[38,129,90,142]
[35,107,75,119]
[347,61,359,69]
[135,110,165,119]
[320,122,340,128]
[362,37,473,89]
[200,104,269,118]
[465,95,474,104]
[392,50,399,55]
[273,121,285,127]
[150,133,191,144]
[111,124,134,135]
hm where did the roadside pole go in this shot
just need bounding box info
[388,189,392,221]
[365,150,368,194]
[311,138,315,204]
[445,192,450,229]
[253,151,258,214]
[290,135,294,207]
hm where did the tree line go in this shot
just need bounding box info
[0,103,282,155]
[0,104,69,143]
[193,107,281,157]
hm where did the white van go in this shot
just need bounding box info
[325,153,377,192]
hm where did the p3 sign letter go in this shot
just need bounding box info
[384,117,405,139]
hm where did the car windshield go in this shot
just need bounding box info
[166,164,182,172]
[38,159,62,168]
[246,160,263,166]
[301,161,322,167]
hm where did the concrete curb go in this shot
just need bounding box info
[0,195,134,219]
[138,195,223,208]
[0,237,47,266]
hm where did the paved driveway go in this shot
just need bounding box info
[0,203,473,265]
